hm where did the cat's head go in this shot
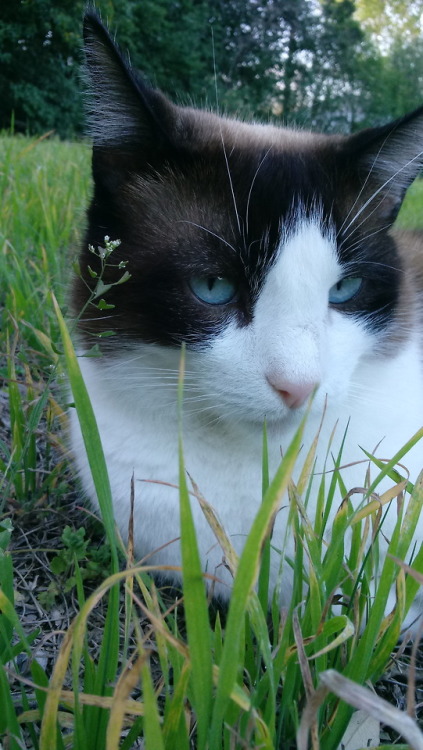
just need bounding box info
[74,12,423,424]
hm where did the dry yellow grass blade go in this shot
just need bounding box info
[39,565,178,748]
[297,669,423,750]
[106,656,144,750]
[130,588,190,659]
[295,396,329,496]
[17,709,75,728]
[211,665,251,711]
[351,480,408,525]
[308,618,355,660]
[389,554,423,586]
[188,473,239,578]
[39,625,76,748]
[4,665,146,720]
[17,130,55,156]
[59,689,144,715]
[292,607,320,750]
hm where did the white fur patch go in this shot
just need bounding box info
[70,214,423,631]
[193,215,372,423]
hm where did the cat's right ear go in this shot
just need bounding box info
[83,11,176,165]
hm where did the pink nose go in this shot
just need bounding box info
[267,377,317,409]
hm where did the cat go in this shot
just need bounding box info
[70,11,423,631]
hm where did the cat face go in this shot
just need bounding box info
[74,12,423,425]
[186,216,372,424]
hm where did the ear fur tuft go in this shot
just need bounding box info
[83,11,171,148]
[349,107,423,222]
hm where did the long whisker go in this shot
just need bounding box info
[245,147,272,238]
[222,137,242,238]
[343,258,404,274]
[336,134,393,238]
[339,195,390,248]
[338,222,399,257]
[211,31,242,240]
[340,149,423,240]
[177,220,236,253]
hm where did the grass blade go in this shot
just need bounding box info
[209,414,306,745]
[52,294,120,747]
[52,293,118,567]
[177,346,212,750]
[141,656,165,750]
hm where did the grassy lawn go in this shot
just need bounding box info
[1,132,423,750]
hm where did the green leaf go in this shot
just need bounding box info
[82,344,103,358]
[177,345,212,750]
[115,270,131,285]
[96,298,115,310]
[96,330,116,338]
[50,556,67,575]
[52,293,120,746]
[0,664,25,746]
[141,656,165,750]
[93,279,113,298]
[0,519,13,551]
[210,412,306,745]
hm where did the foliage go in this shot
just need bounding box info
[0,0,86,137]
[2,345,423,748]
[355,0,423,40]
[39,526,111,608]
[1,0,423,137]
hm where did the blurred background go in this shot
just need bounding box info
[1,0,423,139]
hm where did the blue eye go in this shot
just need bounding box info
[189,276,237,305]
[329,277,362,304]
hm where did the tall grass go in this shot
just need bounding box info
[1,132,423,749]
[1,133,90,506]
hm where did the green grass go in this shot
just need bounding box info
[395,178,423,229]
[1,132,423,750]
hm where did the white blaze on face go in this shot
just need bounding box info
[196,214,374,422]
[255,218,338,398]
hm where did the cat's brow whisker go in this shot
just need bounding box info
[336,135,392,238]
[218,129,242,240]
[342,258,404,274]
[339,198,392,249]
[177,220,237,254]
[338,191,391,249]
[245,147,272,238]
[340,148,423,239]
[338,222,395,255]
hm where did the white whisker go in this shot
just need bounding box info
[340,148,423,240]
[245,147,272,238]
[177,220,236,253]
[337,133,393,238]
[338,222,394,256]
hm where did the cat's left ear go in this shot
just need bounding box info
[346,106,423,223]
[83,10,176,153]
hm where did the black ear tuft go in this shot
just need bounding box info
[82,10,172,149]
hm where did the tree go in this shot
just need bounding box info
[306,0,370,132]
[1,0,422,138]
[355,0,423,43]
[0,0,85,136]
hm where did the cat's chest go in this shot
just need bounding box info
[74,336,423,514]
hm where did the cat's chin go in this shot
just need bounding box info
[231,399,314,431]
